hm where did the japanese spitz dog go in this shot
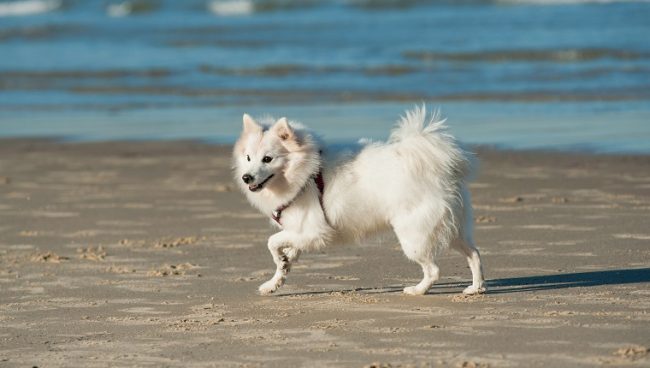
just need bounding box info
[233,105,485,296]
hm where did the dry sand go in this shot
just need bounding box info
[0,139,648,367]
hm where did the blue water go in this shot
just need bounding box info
[0,0,649,153]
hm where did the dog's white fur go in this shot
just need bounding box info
[233,105,485,296]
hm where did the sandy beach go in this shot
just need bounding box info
[0,139,648,367]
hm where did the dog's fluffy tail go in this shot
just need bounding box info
[389,105,473,254]
[389,104,447,142]
[389,104,471,179]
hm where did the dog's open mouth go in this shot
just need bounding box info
[249,174,274,192]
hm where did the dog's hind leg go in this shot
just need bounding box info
[258,231,295,295]
[452,237,486,295]
[453,186,486,295]
[393,220,440,296]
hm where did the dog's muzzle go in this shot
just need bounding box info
[242,174,254,184]
[248,174,274,192]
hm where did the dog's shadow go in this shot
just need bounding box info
[484,267,650,294]
[275,267,650,297]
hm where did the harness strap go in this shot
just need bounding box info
[272,170,329,226]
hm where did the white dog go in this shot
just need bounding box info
[233,105,485,296]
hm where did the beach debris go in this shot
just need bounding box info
[167,303,226,331]
[0,176,10,184]
[106,265,135,274]
[154,236,200,248]
[330,291,380,304]
[19,230,39,237]
[451,294,485,303]
[31,251,69,263]
[215,183,234,192]
[171,316,226,332]
[118,237,202,248]
[614,345,648,361]
[310,318,348,330]
[500,196,524,203]
[475,215,496,223]
[234,275,260,282]
[363,363,393,368]
[148,263,198,277]
[77,246,106,261]
[327,275,360,281]
[552,196,570,203]
[118,238,146,247]
[457,361,490,368]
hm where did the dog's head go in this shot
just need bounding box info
[233,114,317,195]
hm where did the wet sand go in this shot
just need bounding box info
[0,139,648,367]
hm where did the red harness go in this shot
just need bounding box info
[271,170,328,226]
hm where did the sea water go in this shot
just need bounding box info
[0,0,649,153]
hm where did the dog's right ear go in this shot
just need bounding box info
[272,117,294,141]
[242,114,262,134]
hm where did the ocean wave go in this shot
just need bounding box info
[0,0,60,17]
[106,1,158,17]
[0,24,83,40]
[207,0,319,15]
[495,0,650,4]
[198,64,418,76]
[346,0,432,9]
[0,69,171,80]
[349,0,650,7]
[107,2,131,17]
[57,85,650,105]
[207,0,254,16]
[404,48,649,63]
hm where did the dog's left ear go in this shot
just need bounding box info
[272,117,294,141]
[242,113,262,134]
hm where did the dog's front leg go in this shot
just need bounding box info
[259,231,296,295]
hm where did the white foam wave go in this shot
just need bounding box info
[107,2,132,17]
[0,0,61,17]
[208,0,254,16]
[497,0,650,4]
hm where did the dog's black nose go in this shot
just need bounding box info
[242,174,254,184]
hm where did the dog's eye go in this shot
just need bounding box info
[246,155,250,162]
[262,156,272,163]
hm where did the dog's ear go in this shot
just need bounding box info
[272,117,294,141]
[242,114,262,134]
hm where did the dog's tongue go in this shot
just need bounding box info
[248,184,259,192]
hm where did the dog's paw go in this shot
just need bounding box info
[258,280,279,295]
[462,284,486,295]
[403,286,427,296]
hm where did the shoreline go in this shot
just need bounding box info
[0,138,648,367]
[2,137,650,159]
[2,100,649,155]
